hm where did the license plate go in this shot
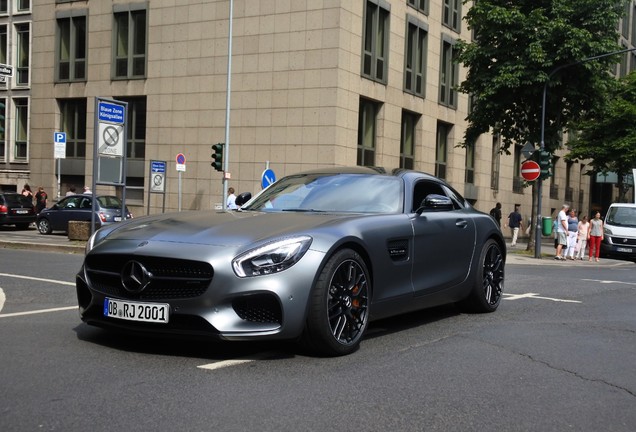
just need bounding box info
[15,209,29,214]
[103,298,169,323]
[114,216,122,222]
[616,247,633,253]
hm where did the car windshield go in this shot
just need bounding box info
[606,206,636,228]
[242,173,403,213]
[97,196,123,209]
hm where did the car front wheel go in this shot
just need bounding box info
[37,219,52,235]
[459,238,504,313]
[302,249,370,356]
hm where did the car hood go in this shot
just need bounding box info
[99,210,359,247]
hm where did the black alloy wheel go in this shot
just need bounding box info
[302,249,370,356]
[460,238,504,313]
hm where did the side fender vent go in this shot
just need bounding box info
[388,239,409,261]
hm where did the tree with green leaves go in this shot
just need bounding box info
[567,72,636,202]
[456,0,628,252]
[457,0,628,152]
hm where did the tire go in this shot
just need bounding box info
[301,249,371,356]
[459,238,504,313]
[37,218,52,235]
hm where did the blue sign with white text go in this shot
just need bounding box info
[98,101,125,124]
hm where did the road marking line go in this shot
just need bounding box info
[581,279,636,287]
[198,359,255,370]
[0,306,78,318]
[0,288,5,313]
[0,272,75,286]
[503,293,581,303]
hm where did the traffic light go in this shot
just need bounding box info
[211,143,224,172]
[539,150,552,179]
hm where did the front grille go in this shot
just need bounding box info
[232,294,282,325]
[609,236,636,246]
[85,254,213,300]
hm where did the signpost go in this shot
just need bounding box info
[54,132,66,198]
[148,160,167,215]
[521,160,541,182]
[176,153,186,211]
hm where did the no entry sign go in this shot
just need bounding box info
[521,160,540,182]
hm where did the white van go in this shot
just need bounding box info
[601,203,636,262]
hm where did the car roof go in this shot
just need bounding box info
[287,166,439,181]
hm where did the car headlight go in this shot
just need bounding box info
[603,227,612,235]
[232,236,312,277]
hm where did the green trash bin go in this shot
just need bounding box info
[542,216,553,236]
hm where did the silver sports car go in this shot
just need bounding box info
[76,167,505,356]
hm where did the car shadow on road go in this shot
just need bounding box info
[72,304,461,360]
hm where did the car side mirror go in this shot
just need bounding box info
[234,192,252,207]
[416,194,453,215]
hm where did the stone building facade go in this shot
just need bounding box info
[1,0,632,222]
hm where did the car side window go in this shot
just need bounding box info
[412,181,446,212]
[80,198,92,209]
[62,197,81,209]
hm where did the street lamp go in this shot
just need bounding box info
[535,47,636,258]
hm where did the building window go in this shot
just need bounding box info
[362,0,390,84]
[60,99,86,158]
[17,0,30,13]
[0,98,5,161]
[15,23,30,86]
[404,18,427,97]
[465,141,475,184]
[14,98,28,160]
[632,4,636,45]
[0,25,6,88]
[56,14,87,82]
[490,135,500,191]
[113,7,147,79]
[117,96,146,159]
[357,98,378,167]
[435,122,451,179]
[0,1,7,14]
[442,0,461,32]
[439,38,458,108]
[622,1,630,40]
[400,111,417,169]
[407,0,428,14]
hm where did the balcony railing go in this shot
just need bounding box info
[513,177,525,194]
[550,183,559,200]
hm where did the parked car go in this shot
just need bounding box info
[0,192,36,229]
[76,167,506,356]
[601,203,636,262]
[37,194,133,235]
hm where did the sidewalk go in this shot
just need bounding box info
[0,225,86,254]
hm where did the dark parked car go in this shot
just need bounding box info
[76,167,506,356]
[0,192,36,229]
[37,194,132,234]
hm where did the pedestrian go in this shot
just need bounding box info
[66,185,77,196]
[564,208,578,260]
[227,187,237,210]
[505,204,523,247]
[553,215,560,257]
[489,202,502,227]
[575,215,589,260]
[21,184,33,201]
[83,185,92,194]
[34,186,48,214]
[588,211,604,262]
[554,204,569,260]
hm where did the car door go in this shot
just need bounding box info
[410,180,476,296]
[48,196,83,231]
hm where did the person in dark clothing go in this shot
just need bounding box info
[489,202,502,227]
[34,186,48,214]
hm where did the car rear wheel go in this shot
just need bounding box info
[302,249,370,356]
[459,238,504,313]
[37,218,52,235]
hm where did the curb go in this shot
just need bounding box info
[0,240,86,254]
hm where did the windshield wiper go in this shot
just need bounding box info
[281,208,326,213]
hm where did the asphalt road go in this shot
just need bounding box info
[0,247,635,432]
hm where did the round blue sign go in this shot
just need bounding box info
[261,169,276,189]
